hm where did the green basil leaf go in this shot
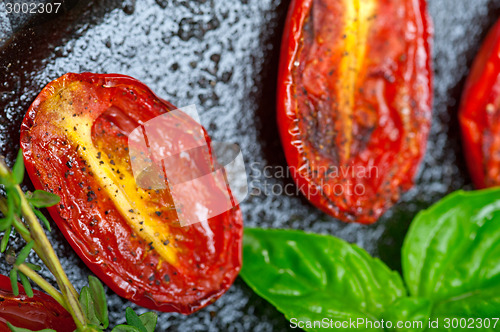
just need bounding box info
[12,149,24,185]
[7,322,55,332]
[241,228,406,331]
[139,312,158,332]
[126,307,148,332]
[402,189,500,323]
[111,325,141,332]
[79,286,101,326]
[88,275,109,329]
[27,190,60,208]
[382,297,431,332]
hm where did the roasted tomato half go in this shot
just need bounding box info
[459,19,500,189]
[277,0,433,223]
[0,274,76,331]
[20,73,243,314]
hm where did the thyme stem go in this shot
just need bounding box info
[0,157,87,329]
[16,263,67,310]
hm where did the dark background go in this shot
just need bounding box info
[1,0,500,330]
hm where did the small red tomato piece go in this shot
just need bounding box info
[459,19,500,188]
[0,274,76,331]
[277,0,433,224]
[20,73,243,314]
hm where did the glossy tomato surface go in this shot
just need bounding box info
[20,73,243,314]
[1,0,498,330]
[459,18,500,189]
[277,0,433,224]
[0,274,75,331]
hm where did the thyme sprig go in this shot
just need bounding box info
[0,150,157,332]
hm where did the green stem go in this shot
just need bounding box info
[0,198,57,289]
[11,214,30,237]
[0,158,87,329]
[16,263,67,310]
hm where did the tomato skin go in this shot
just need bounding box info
[0,274,76,331]
[20,73,243,314]
[277,0,433,224]
[459,19,500,189]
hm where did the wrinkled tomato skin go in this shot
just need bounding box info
[277,0,433,224]
[20,73,243,314]
[0,274,76,331]
[459,19,500,189]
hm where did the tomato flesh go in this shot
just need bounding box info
[277,0,433,223]
[0,274,75,331]
[20,73,243,314]
[459,19,500,188]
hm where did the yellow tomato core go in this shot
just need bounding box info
[47,82,178,266]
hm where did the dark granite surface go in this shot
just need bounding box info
[1,0,500,330]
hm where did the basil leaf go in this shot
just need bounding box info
[402,189,500,323]
[27,190,60,208]
[111,326,141,332]
[382,297,431,332]
[139,312,158,332]
[241,228,406,331]
[88,275,109,329]
[7,322,55,332]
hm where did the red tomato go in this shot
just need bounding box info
[459,19,500,188]
[20,73,243,314]
[277,0,433,224]
[0,274,75,331]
